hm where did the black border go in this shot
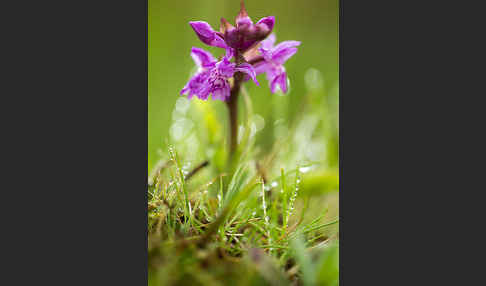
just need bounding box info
[2,0,148,284]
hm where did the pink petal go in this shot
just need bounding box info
[272,41,301,64]
[224,47,235,60]
[256,16,275,33]
[279,72,288,93]
[270,72,287,94]
[260,33,276,50]
[197,85,211,100]
[216,57,236,78]
[190,47,216,68]
[252,61,271,75]
[181,71,211,100]
[272,47,298,65]
[273,40,301,52]
[180,86,189,96]
[189,21,227,49]
[211,34,228,49]
[212,84,230,101]
[235,63,259,85]
[189,21,214,40]
[236,16,253,29]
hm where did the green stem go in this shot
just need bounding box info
[281,168,288,236]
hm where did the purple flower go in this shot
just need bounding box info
[189,2,274,52]
[253,34,301,94]
[181,47,258,101]
[180,47,216,100]
[183,2,299,99]
[189,21,227,49]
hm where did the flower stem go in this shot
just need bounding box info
[227,78,241,158]
[226,52,245,159]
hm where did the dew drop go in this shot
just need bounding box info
[299,166,313,173]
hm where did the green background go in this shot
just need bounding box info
[149,0,338,172]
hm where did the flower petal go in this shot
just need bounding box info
[258,34,277,61]
[212,89,224,101]
[180,86,190,96]
[256,16,275,34]
[272,47,298,65]
[216,57,236,78]
[279,72,288,93]
[189,21,214,42]
[270,72,288,94]
[190,47,216,68]
[224,47,235,60]
[273,40,301,52]
[197,84,211,100]
[226,16,275,51]
[272,41,301,64]
[235,63,259,85]
[212,83,231,101]
[181,71,211,100]
[252,61,272,75]
[236,16,253,29]
[189,21,227,48]
[260,33,276,50]
[187,90,195,100]
[264,65,280,83]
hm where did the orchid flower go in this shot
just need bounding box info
[181,47,258,101]
[180,1,300,156]
[253,34,301,94]
[180,47,217,100]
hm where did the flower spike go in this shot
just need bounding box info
[184,4,298,98]
[181,3,300,157]
[189,1,275,53]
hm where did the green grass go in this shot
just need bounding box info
[148,161,338,285]
[148,84,339,285]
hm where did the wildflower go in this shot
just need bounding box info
[252,34,301,94]
[181,0,300,156]
[180,47,216,100]
[190,2,274,53]
[181,47,258,101]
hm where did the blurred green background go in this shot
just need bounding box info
[149,0,338,172]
